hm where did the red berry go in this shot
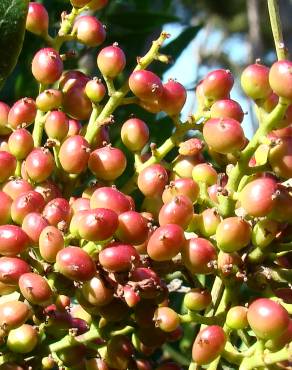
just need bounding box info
[269,60,292,100]
[63,83,92,121]
[129,70,163,101]
[0,191,12,225]
[0,151,16,182]
[201,69,234,101]
[59,135,90,174]
[97,44,126,78]
[67,118,82,136]
[216,217,251,252]
[39,225,64,262]
[99,243,140,272]
[8,128,34,160]
[147,224,185,261]
[11,190,45,224]
[268,136,292,179]
[154,307,180,332]
[203,118,245,154]
[90,187,132,215]
[115,211,149,245]
[0,301,30,330]
[247,298,289,339]
[26,2,49,36]
[8,98,37,129]
[159,195,193,229]
[192,326,226,365]
[81,275,113,306]
[42,198,72,227]
[121,118,149,152]
[2,179,33,200]
[182,237,217,274]
[239,176,278,217]
[56,246,96,281]
[88,146,127,180]
[210,99,244,122]
[32,48,63,84]
[0,257,30,285]
[74,16,106,47]
[241,63,271,100]
[160,80,187,116]
[138,164,168,197]
[162,178,199,203]
[22,212,49,244]
[19,272,52,306]
[25,148,54,182]
[45,110,69,141]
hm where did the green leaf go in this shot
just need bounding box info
[0,0,29,88]
[155,25,202,75]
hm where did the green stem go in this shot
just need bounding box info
[32,110,46,147]
[179,311,222,325]
[267,0,288,60]
[164,344,191,366]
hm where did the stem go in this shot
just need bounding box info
[179,311,222,325]
[32,110,46,147]
[267,0,288,60]
[164,344,191,366]
[85,32,169,145]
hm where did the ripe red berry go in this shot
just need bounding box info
[115,211,149,245]
[182,237,217,274]
[81,275,113,306]
[0,191,12,225]
[216,217,251,252]
[154,307,180,332]
[129,70,163,101]
[247,298,289,339]
[97,44,126,78]
[192,326,226,365]
[59,135,90,174]
[138,164,168,197]
[39,225,64,262]
[63,83,92,120]
[147,224,185,261]
[239,176,278,217]
[88,146,127,180]
[25,148,54,182]
[121,118,149,152]
[201,69,234,102]
[36,89,63,112]
[203,118,245,154]
[2,178,33,200]
[32,48,63,84]
[269,60,292,100]
[8,128,34,160]
[0,301,30,330]
[56,246,96,281]
[26,2,49,36]
[45,110,69,141]
[8,98,37,129]
[11,190,45,224]
[99,243,140,272]
[85,78,106,103]
[160,80,187,116]
[162,178,199,204]
[67,118,82,136]
[42,197,72,227]
[19,272,52,306]
[0,257,30,286]
[74,16,106,47]
[210,99,244,122]
[90,187,132,215]
[159,195,193,229]
[22,212,49,244]
[241,63,272,100]
[0,151,17,182]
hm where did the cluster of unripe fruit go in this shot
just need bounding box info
[0,0,291,369]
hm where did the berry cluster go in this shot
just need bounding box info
[0,1,291,370]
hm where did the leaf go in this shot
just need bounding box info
[154,25,202,75]
[0,0,29,88]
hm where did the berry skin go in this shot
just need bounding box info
[74,16,106,47]
[36,89,63,112]
[183,288,212,311]
[26,2,49,36]
[129,70,163,101]
[241,63,272,100]
[201,69,234,102]
[18,272,53,306]
[8,128,34,160]
[0,151,17,182]
[88,146,127,181]
[7,324,38,354]
[210,99,244,122]
[45,110,69,141]
[154,307,180,332]
[203,118,245,154]
[99,243,140,272]
[269,60,292,100]
[192,163,218,185]
[160,79,187,116]
[137,164,168,197]
[226,306,248,330]
[158,195,193,229]
[90,187,132,215]
[268,137,292,179]
[8,98,37,129]
[25,148,54,183]
[85,79,106,103]
[97,44,126,78]
[59,135,90,174]
[192,326,226,365]
[32,48,63,85]
[247,298,289,339]
[121,118,149,152]
[216,217,251,253]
